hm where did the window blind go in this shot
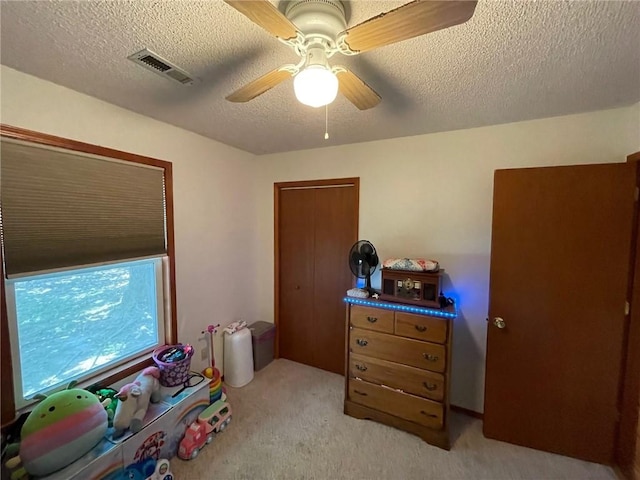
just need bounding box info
[0,140,166,277]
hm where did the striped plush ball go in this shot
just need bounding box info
[20,388,108,477]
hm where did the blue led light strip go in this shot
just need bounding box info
[343,297,456,318]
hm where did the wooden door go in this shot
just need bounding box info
[617,152,640,479]
[312,187,359,373]
[278,188,316,367]
[484,163,637,464]
[277,180,359,375]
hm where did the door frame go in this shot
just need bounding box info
[273,177,360,358]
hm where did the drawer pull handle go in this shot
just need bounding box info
[355,364,368,372]
[356,339,368,347]
[415,325,427,332]
[423,353,439,362]
[367,316,378,323]
[423,382,438,391]
[420,410,438,419]
[353,389,368,396]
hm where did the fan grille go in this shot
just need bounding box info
[349,240,379,292]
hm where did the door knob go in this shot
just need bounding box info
[492,317,506,329]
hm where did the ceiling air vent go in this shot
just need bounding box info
[127,48,195,85]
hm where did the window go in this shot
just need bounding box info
[7,258,165,406]
[0,126,176,423]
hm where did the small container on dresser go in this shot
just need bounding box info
[343,297,455,449]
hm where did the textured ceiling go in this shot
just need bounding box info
[1,1,639,155]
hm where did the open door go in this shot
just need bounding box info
[484,162,637,464]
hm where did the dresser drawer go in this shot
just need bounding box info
[349,353,445,402]
[348,379,444,429]
[350,328,446,372]
[395,312,448,344]
[349,305,394,333]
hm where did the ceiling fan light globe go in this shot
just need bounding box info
[293,66,338,108]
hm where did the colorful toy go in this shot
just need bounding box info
[202,324,223,402]
[177,400,232,460]
[113,367,162,438]
[122,458,156,480]
[4,441,28,480]
[88,386,119,427]
[145,458,173,480]
[18,382,108,477]
[157,346,192,363]
[210,372,223,403]
[203,324,220,370]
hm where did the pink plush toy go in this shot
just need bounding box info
[112,366,161,438]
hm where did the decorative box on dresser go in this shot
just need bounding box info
[343,297,455,450]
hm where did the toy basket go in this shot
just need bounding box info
[152,344,193,387]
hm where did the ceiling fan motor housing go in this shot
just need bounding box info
[285,0,347,46]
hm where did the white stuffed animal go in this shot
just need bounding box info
[113,366,161,438]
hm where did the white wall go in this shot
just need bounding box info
[0,65,258,374]
[254,103,640,412]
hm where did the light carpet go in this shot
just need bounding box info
[172,359,615,480]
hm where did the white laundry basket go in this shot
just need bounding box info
[223,327,254,387]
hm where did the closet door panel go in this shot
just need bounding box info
[312,186,358,374]
[278,188,315,366]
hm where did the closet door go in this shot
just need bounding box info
[277,179,359,375]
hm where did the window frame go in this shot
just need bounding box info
[6,256,166,409]
[0,124,177,426]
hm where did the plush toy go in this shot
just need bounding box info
[113,367,161,438]
[18,382,108,477]
[4,442,28,480]
[89,387,119,427]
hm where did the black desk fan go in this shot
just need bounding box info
[348,240,379,296]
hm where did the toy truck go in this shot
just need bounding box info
[177,400,232,460]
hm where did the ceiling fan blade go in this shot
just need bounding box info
[340,0,477,54]
[224,0,299,41]
[226,68,294,103]
[335,68,381,110]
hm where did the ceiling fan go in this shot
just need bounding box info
[224,0,478,110]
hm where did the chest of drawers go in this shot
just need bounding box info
[343,298,455,449]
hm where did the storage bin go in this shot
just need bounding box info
[223,328,254,387]
[153,344,193,387]
[248,321,276,371]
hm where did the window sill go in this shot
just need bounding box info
[15,353,156,417]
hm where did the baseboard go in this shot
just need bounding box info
[451,404,483,419]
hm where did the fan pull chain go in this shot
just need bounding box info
[324,104,329,140]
